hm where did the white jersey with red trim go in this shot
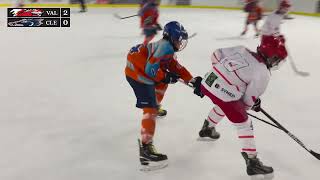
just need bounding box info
[202,46,270,107]
[261,11,284,36]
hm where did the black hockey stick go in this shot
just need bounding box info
[247,112,281,130]
[113,13,138,20]
[260,108,320,160]
[188,33,197,39]
[178,79,193,87]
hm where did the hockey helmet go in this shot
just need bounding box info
[258,35,288,69]
[279,0,291,12]
[163,21,188,52]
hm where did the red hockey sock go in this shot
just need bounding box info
[141,108,157,144]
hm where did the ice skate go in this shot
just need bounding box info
[138,139,168,171]
[79,9,87,13]
[157,105,167,118]
[242,152,274,180]
[198,119,220,141]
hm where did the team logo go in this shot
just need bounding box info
[8,18,44,27]
[205,72,218,87]
[10,9,44,17]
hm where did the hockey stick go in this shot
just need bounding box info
[113,13,138,20]
[260,108,320,160]
[247,112,281,130]
[188,33,197,39]
[287,54,310,77]
[178,79,193,87]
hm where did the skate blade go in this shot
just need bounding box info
[156,115,166,119]
[140,160,168,171]
[197,137,219,142]
[250,173,274,180]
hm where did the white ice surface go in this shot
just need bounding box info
[0,7,319,180]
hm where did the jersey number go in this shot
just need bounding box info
[220,53,249,72]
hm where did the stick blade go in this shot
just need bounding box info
[310,150,320,160]
[295,71,310,77]
[113,13,122,19]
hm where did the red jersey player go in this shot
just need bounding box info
[241,0,263,37]
[138,0,162,45]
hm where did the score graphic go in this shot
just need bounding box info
[7,8,70,27]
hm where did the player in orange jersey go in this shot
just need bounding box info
[125,21,195,171]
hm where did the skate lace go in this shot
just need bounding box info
[252,157,264,167]
[148,144,158,154]
[209,127,217,134]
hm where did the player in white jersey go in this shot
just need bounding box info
[260,0,290,41]
[279,0,293,19]
[189,35,288,178]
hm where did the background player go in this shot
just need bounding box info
[279,0,293,19]
[14,0,37,7]
[125,21,193,170]
[260,0,290,45]
[190,35,288,178]
[138,0,162,45]
[241,0,263,37]
[78,0,87,13]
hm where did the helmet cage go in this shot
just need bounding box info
[266,55,285,70]
[173,38,188,52]
[163,21,189,52]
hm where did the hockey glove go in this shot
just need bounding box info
[251,98,261,112]
[161,72,180,84]
[190,76,204,98]
[156,23,163,31]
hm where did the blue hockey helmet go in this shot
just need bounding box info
[163,21,188,52]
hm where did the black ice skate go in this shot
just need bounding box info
[241,152,274,180]
[198,119,220,141]
[138,139,168,171]
[157,106,167,118]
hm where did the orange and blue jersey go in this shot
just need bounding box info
[125,39,192,85]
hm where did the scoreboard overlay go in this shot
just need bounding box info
[7,8,70,27]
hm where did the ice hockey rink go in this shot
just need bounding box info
[0,6,319,180]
